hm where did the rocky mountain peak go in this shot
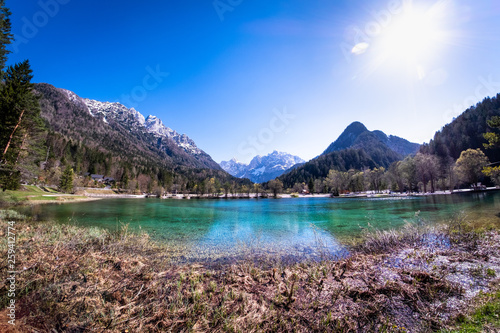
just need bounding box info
[221,151,305,183]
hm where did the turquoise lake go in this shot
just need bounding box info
[20,191,500,263]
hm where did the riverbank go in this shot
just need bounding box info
[0,213,498,332]
[3,185,498,207]
[0,185,102,206]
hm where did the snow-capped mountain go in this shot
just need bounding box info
[220,158,247,178]
[37,83,220,171]
[221,151,305,183]
[81,97,203,156]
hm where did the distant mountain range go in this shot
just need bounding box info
[220,151,305,183]
[33,83,425,187]
[278,122,420,187]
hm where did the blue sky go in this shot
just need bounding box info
[7,0,500,163]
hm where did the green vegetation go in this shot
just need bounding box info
[454,149,489,189]
[443,291,500,333]
[0,185,89,206]
[483,115,500,149]
[59,165,74,193]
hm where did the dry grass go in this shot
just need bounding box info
[0,212,499,332]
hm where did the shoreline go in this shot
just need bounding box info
[4,186,499,206]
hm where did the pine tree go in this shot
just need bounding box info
[59,165,74,193]
[483,116,500,149]
[0,60,43,190]
[308,178,314,194]
[0,0,13,71]
[0,3,44,190]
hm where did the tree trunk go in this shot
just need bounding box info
[1,109,25,164]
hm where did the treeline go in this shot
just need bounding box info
[281,148,492,196]
[34,131,252,195]
[276,94,500,195]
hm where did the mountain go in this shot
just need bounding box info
[323,121,420,157]
[421,94,500,163]
[33,83,244,189]
[220,158,247,178]
[278,122,420,187]
[221,151,305,183]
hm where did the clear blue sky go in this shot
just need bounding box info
[7,0,500,163]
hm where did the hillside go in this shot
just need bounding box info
[421,94,500,163]
[33,83,243,189]
[323,121,420,156]
[278,122,419,187]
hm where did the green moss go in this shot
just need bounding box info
[444,291,500,332]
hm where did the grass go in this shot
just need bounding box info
[0,185,93,206]
[441,291,500,332]
[0,213,499,332]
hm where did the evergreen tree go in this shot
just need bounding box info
[308,178,314,194]
[0,0,12,71]
[59,165,74,193]
[483,116,500,149]
[0,61,43,190]
[0,3,44,190]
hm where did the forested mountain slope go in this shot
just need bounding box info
[278,122,419,187]
[421,94,500,163]
[33,83,243,189]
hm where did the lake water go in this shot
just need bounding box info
[20,191,500,263]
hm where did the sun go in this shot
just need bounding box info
[378,4,445,65]
[351,1,451,79]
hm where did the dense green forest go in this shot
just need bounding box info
[421,94,500,163]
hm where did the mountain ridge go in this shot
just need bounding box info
[37,83,220,171]
[221,151,305,183]
[277,121,420,187]
[323,121,420,156]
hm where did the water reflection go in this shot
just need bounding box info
[17,191,500,262]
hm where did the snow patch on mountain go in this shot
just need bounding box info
[252,166,266,176]
[220,158,247,178]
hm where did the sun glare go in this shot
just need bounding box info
[356,1,452,79]
[382,11,434,61]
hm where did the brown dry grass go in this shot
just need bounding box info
[0,213,499,332]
